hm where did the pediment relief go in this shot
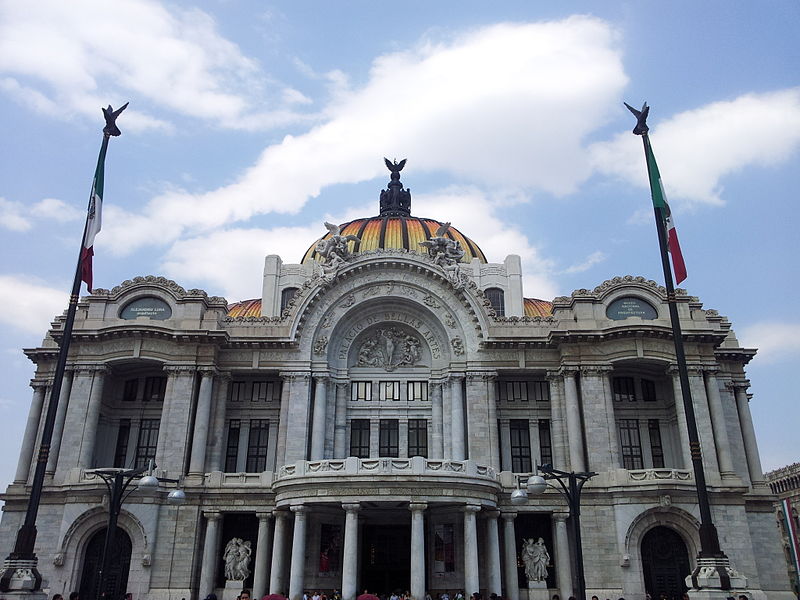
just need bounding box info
[355,327,423,371]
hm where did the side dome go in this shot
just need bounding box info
[302,216,487,264]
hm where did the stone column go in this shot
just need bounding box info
[276,373,293,466]
[687,367,720,478]
[486,373,500,469]
[281,373,312,464]
[484,510,502,597]
[450,374,466,460]
[501,512,519,600]
[14,380,47,483]
[47,369,73,474]
[703,369,736,478]
[600,369,621,467]
[333,381,349,458]
[288,505,307,600]
[55,366,96,475]
[732,381,766,486]
[270,511,291,594]
[499,420,512,471]
[561,368,585,472]
[199,512,222,600]
[430,382,444,459]
[79,366,107,468]
[463,504,481,595]
[342,503,361,600]
[465,374,496,465]
[253,512,273,599]
[669,368,693,469]
[157,365,197,475]
[546,372,568,470]
[208,373,230,472]
[189,369,216,474]
[579,366,617,471]
[553,513,572,599]
[310,375,328,460]
[409,503,427,600]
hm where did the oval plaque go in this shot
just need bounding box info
[606,296,657,320]
[120,297,172,320]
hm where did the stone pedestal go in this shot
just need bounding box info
[225,579,245,598]
[685,557,748,600]
[525,580,549,600]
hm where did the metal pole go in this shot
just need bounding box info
[569,475,586,600]
[97,471,123,600]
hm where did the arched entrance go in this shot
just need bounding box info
[641,526,690,599]
[80,527,132,600]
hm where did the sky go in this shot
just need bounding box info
[0,1,799,495]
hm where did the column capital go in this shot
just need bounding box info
[500,510,518,521]
[483,509,500,520]
[558,365,580,378]
[29,379,48,390]
[728,379,750,392]
[313,374,330,384]
[551,512,569,523]
[204,511,223,521]
[216,371,232,382]
[448,372,466,383]
[335,380,349,391]
[163,364,197,375]
[280,371,311,381]
[257,511,273,522]
[463,504,481,514]
[274,510,292,521]
[198,367,218,378]
[290,504,307,514]
[545,370,562,382]
[342,502,361,514]
[408,502,428,513]
[703,365,720,376]
[580,364,613,376]
[73,363,109,375]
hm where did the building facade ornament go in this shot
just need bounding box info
[356,328,422,371]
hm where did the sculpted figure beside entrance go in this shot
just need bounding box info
[223,537,252,581]
[522,537,550,582]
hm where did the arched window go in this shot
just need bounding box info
[280,287,299,313]
[485,287,505,316]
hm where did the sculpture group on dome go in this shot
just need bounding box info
[316,221,361,274]
[419,221,467,287]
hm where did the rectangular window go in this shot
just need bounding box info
[230,381,249,402]
[648,419,665,468]
[252,381,268,402]
[407,381,428,401]
[224,420,241,472]
[379,419,399,457]
[509,419,532,472]
[619,418,644,469]
[379,381,401,401]
[434,524,456,573]
[349,420,370,458]
[538,419,552,467]
[613,377,636,402]
[641,379,657,402]
[500,381,527,402]
[408,419,428,457]
[351,382,372,402]
[122,379,138,402]
[246,419,270,472]
[135,419,160,468]
[113,419,130,468]
[143,376,166,402]
[530,381,550,402]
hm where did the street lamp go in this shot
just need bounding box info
[86,465,185,600]
[511,464,597,600]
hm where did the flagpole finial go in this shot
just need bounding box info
[624,101,649,136]
[102,102,129,137]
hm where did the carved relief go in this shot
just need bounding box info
[341,294,356,308]
[313,336,328,356]
[356,328,422,371]
[451,337,465,356]
[423,295,440,308]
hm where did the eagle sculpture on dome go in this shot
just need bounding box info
[384,157,406,175]
[315,221,361,274]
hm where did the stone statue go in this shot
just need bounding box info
[521,537,550,582]
[419,222,467,287]
[223,537,252,581]
[316,222,361,274]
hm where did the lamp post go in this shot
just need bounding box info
[511,464,597,600]
[87,466,185,600]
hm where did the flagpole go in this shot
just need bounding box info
[626,102,741,594]
[0,106,126,594]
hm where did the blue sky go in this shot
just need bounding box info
[1,1,798,493]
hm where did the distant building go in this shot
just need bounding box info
[0,163,793,600]
[767,463,800,596]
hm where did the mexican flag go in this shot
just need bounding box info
[644,138,687,284]
[80,139,108,293]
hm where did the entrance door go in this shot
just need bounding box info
[641,526,690,599]
[80,527,132,600]
[361,524,411,594]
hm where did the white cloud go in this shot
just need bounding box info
[102,17,628,254]
[31,198,83,222]
[590,88,800,206]
[0,275,66,335]
[0,197,83,231]
[739,321,800,363]
[561,250,607,274]
[0,198,31,231]
[0,0,311,131]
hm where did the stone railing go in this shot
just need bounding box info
[276,457,498,481]
[628,468,693,482]
[204,471,275,487]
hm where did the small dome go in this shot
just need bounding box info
[523,298,553,317]
[227,298,261,318]
[302,216,487,265]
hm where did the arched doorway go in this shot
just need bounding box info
[80,527,132,600]
[641,526,690,599]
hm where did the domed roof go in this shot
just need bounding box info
[302,215,487,264]
[302,158,486,264]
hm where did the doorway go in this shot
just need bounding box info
[641,526,690,599]
[361,524,411,594]
[80,527,132,600]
